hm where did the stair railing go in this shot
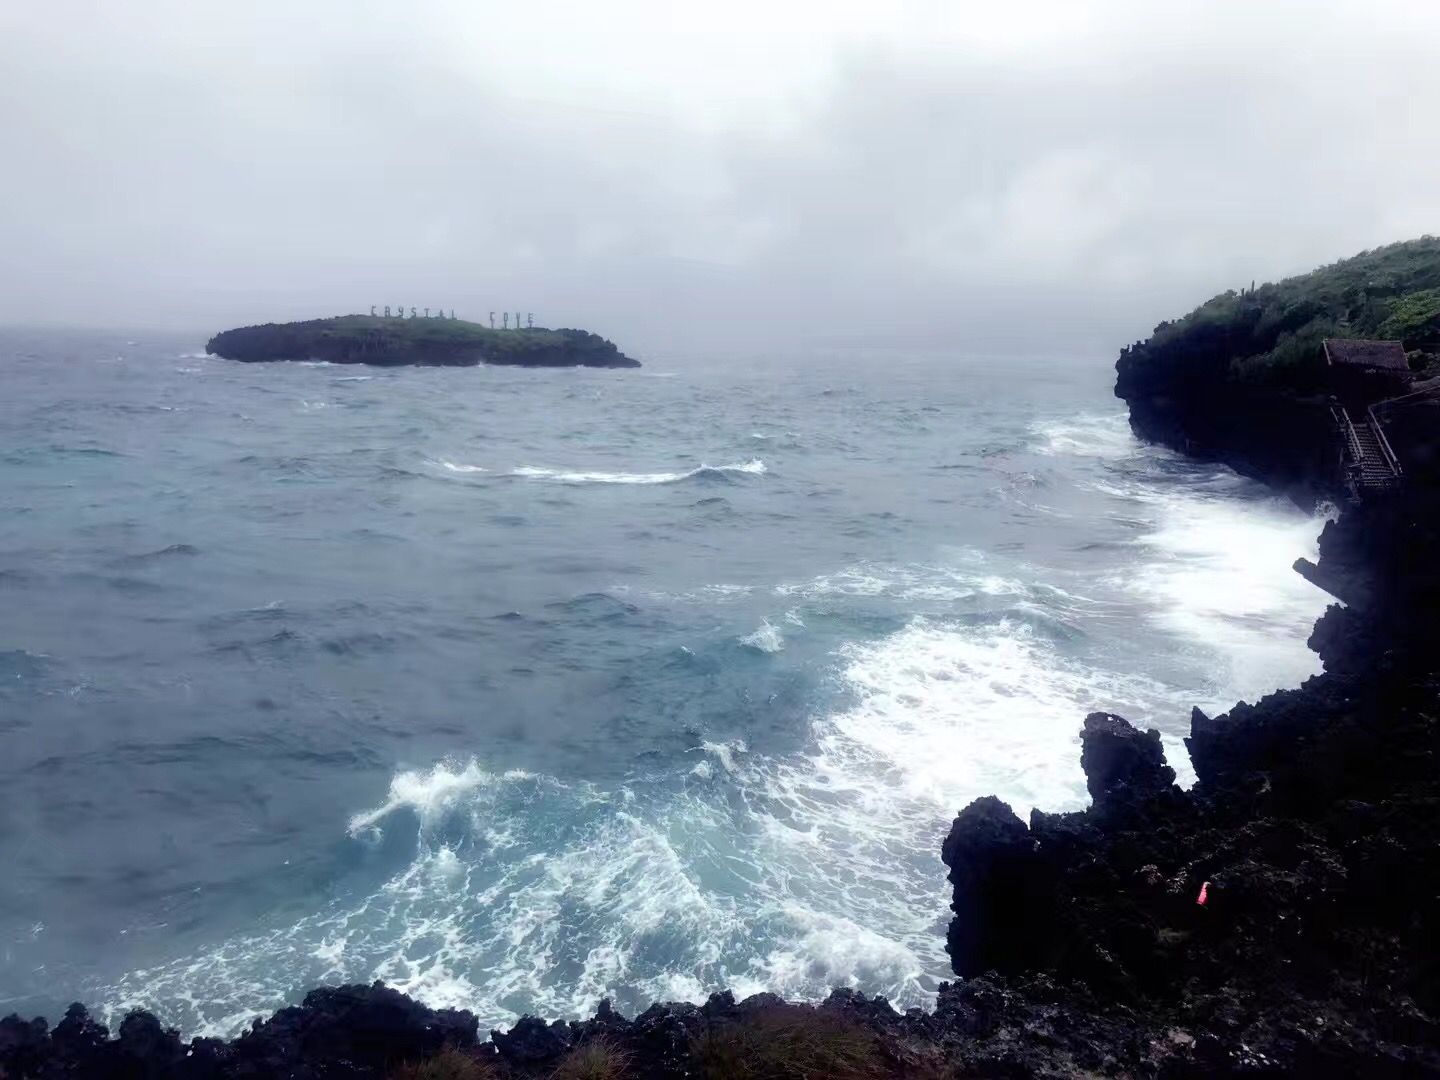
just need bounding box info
[1365,405,1403,480]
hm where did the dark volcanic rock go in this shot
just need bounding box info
[933,474,1440,1073]
[1080,711,1177,814]
[233,982,479,1074]
[1118,372,1340,504]
[942,795,1042,978]
[943,678,1440,1075]
[490,1014,570,1068]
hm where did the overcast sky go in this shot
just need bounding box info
[2,0,1437,357]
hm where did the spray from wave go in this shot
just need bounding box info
[1032,413,1139,460]
[1033,413,1329,705]
[738,620,785,653]
[1127,494,1328,704]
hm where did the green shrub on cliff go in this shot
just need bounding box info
[1377,287,1440,345]
[1118,237,1440,394]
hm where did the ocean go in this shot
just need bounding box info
[0,329,1327,1036]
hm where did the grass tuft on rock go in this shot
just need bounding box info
[690,1004,885,1080]
[550,1037,632,1080]
[390,1046,497,1080]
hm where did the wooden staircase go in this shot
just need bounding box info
[1333,404,1403,494]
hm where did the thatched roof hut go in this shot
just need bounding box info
[1323,339,1410,372]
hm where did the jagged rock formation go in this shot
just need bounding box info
[206,316,641,368]
[943,655,1440,1075]
[0,985,478,1079]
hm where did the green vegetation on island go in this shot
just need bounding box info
[206,315,640,369]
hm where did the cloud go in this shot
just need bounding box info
[1,0,1437,356]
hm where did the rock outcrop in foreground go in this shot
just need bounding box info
[943,624,1440,1075]
[206,316,640,368]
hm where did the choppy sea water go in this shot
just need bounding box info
[0,329,1327,1034]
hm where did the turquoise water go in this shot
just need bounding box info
[0,330,1326,1033]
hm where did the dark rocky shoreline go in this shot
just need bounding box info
[8,321,1440,1076]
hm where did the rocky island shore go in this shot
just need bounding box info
[206,316,640,369]
[6,245,1440,1077]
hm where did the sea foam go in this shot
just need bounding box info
[84,406,1330,1043]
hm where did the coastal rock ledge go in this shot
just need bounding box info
[206,315,641,368]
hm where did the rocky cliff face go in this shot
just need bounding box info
[1116,368,1340,505]
[1114,237,1440,506]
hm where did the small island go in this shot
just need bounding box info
[205,315,640,369]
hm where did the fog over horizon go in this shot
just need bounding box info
[2,0,1438,359]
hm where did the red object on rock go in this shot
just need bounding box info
[1197,881,1210,906]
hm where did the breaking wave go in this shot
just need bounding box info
[96,605,1143,1037]
[91,547,1207,1041]
[738,620,785,653]
[1032,412,1138,459]
[510,460,767,485]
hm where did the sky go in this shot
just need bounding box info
[1,0,1438,358]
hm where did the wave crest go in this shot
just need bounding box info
[511,459,766,485]
[347,760,511,839]
[1032,413,1136,459]
[739,620,785,653]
